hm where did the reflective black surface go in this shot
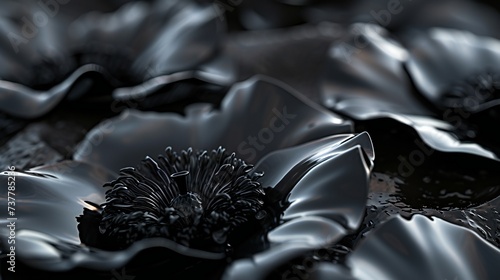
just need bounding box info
[1,1,499,279]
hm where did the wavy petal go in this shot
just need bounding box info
[0,161,115,245]
[305,215,500,280]
[225,0,500,39]
[0,0,224,118]
[320,24,500,160]
[404,28,500,109]
[223,133,373,279]
[256,132,373,229]
[349,0,500,38]
[222,22,344,104]
[222,216,346,280]
[74,75,352,172]
[321,23,434,118]
[348,215,500,280]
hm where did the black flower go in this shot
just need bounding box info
[320,24,500,156]
[319,23,500,158]
[0,0,227,119]
[403,28,500,151]
[317,23,500,248]
[0,76,374,279]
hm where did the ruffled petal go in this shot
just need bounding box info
[0,161,115,246]
[303,215,500,280]
[321,23,434,118]
[0,0,224,119]
[404,28,500,110]
[74,76,352,172]
[320,24,500,160]
[256,132,373,229]
[348,215,500,280]
[222,132,374,279]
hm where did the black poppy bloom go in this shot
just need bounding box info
[0,0,230,119]
[402,28,500,152]
[320,23,500,160]
[0,76,374,279]
[318,23,500,249]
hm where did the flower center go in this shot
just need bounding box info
[170,192,203,225]
[442,70,500,111]
[95,147,265,252]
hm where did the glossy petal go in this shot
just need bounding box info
[372,115,497,160]
[74,76,352,172]
[225,0,500,39]
[347,0,500,38]
[223,133,374,280]
[309,264,358,280]
[0,65,107,118]
[321,23,434,118]
[348,215,500,280]
[222,218,346,280]
[11,231,226,272]
[0,0,224,118]
[401,28,500,155]
[305,215,500,279]
[0,161,115,244]
[404,28,500,111]
[319,24,500,161]
[222,22,344,104]
[255,132,373,229]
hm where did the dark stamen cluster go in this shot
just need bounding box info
[97,147,265,251]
